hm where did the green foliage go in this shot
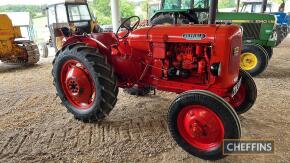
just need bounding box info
[0,5,45,18]
[272,0,285,3]
[90,0,135,25]
[140,1,149,19]
[218,0,236,9]
[120,0,135,18]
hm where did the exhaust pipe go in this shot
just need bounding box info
[208,0,218,24]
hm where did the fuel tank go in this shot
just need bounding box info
[127,24,241,51]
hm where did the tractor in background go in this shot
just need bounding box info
[43,0,102,57]
[0,14,39,64]
[149,0,277,76]
[240,0,289,45]
[52,0,257,160]
[3,12,38,43]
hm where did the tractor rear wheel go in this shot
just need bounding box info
[263,46,273,59]
[52,43,118,122]
[168,90,241,160]
[151,14,192,25]
[150,15,174,25]
[240,44,269,76]
[229,69,257,114]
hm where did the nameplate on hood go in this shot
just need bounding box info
[182,33,206,40]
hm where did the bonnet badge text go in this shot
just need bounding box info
[182,33,206,40]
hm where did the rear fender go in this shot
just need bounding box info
[62,35,114,59]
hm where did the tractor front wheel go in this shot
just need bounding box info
[52,43,118,122]
[229,69,257,114]
[168,90,241,160]
[240,44,269,76]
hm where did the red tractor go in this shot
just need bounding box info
[52,0,257,160]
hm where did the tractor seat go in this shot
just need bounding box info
[74,22,91,34]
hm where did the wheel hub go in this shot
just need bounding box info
[240,52,258,70]
[67,79,79,94]
[177,105,224,151]
[189,120,205,137]
[60,60,96,110]
[185,111,206,138]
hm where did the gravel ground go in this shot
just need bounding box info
[0,36,290,162]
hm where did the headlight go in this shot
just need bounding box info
[210,62,221,76]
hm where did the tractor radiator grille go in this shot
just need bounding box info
[241,23,261,40]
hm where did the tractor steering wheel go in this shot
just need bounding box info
[116,16,140,39]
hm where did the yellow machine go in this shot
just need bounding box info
[0,14,39,64]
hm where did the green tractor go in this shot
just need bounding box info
[239,0,289,45]
[150,0,277,76]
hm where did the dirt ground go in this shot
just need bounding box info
[0,37,290,163]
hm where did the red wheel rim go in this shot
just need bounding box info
[230,84,246,108]
[177,105,224,151]
[60,59,96,110]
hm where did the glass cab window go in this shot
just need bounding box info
[241,4,253,13]
[48,6,56,25]
[56,4,68,23]
[163,0,209,10]
[67,5,91,22]
[253,4,272,13]
[242,3,272,13]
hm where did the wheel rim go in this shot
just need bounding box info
[177,105,224,151]
[230,84,246,108]
[240,52,258,71]
[60,59,96,110]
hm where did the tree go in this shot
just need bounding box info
[218,0,236,9]
[140,0,149,19]
[272,0,285,3]
[120,0,135,18]
[0,5,45,18]
[90,0,135,25]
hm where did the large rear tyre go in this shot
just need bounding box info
[168,90,241,160]
[52,43,118,122]
[229,69,257,114]
[263,46,273,59]
[240,44,269,76]
[150,15,174,25]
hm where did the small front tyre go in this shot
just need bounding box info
[229,69,257,114]
[168,90,241,160]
